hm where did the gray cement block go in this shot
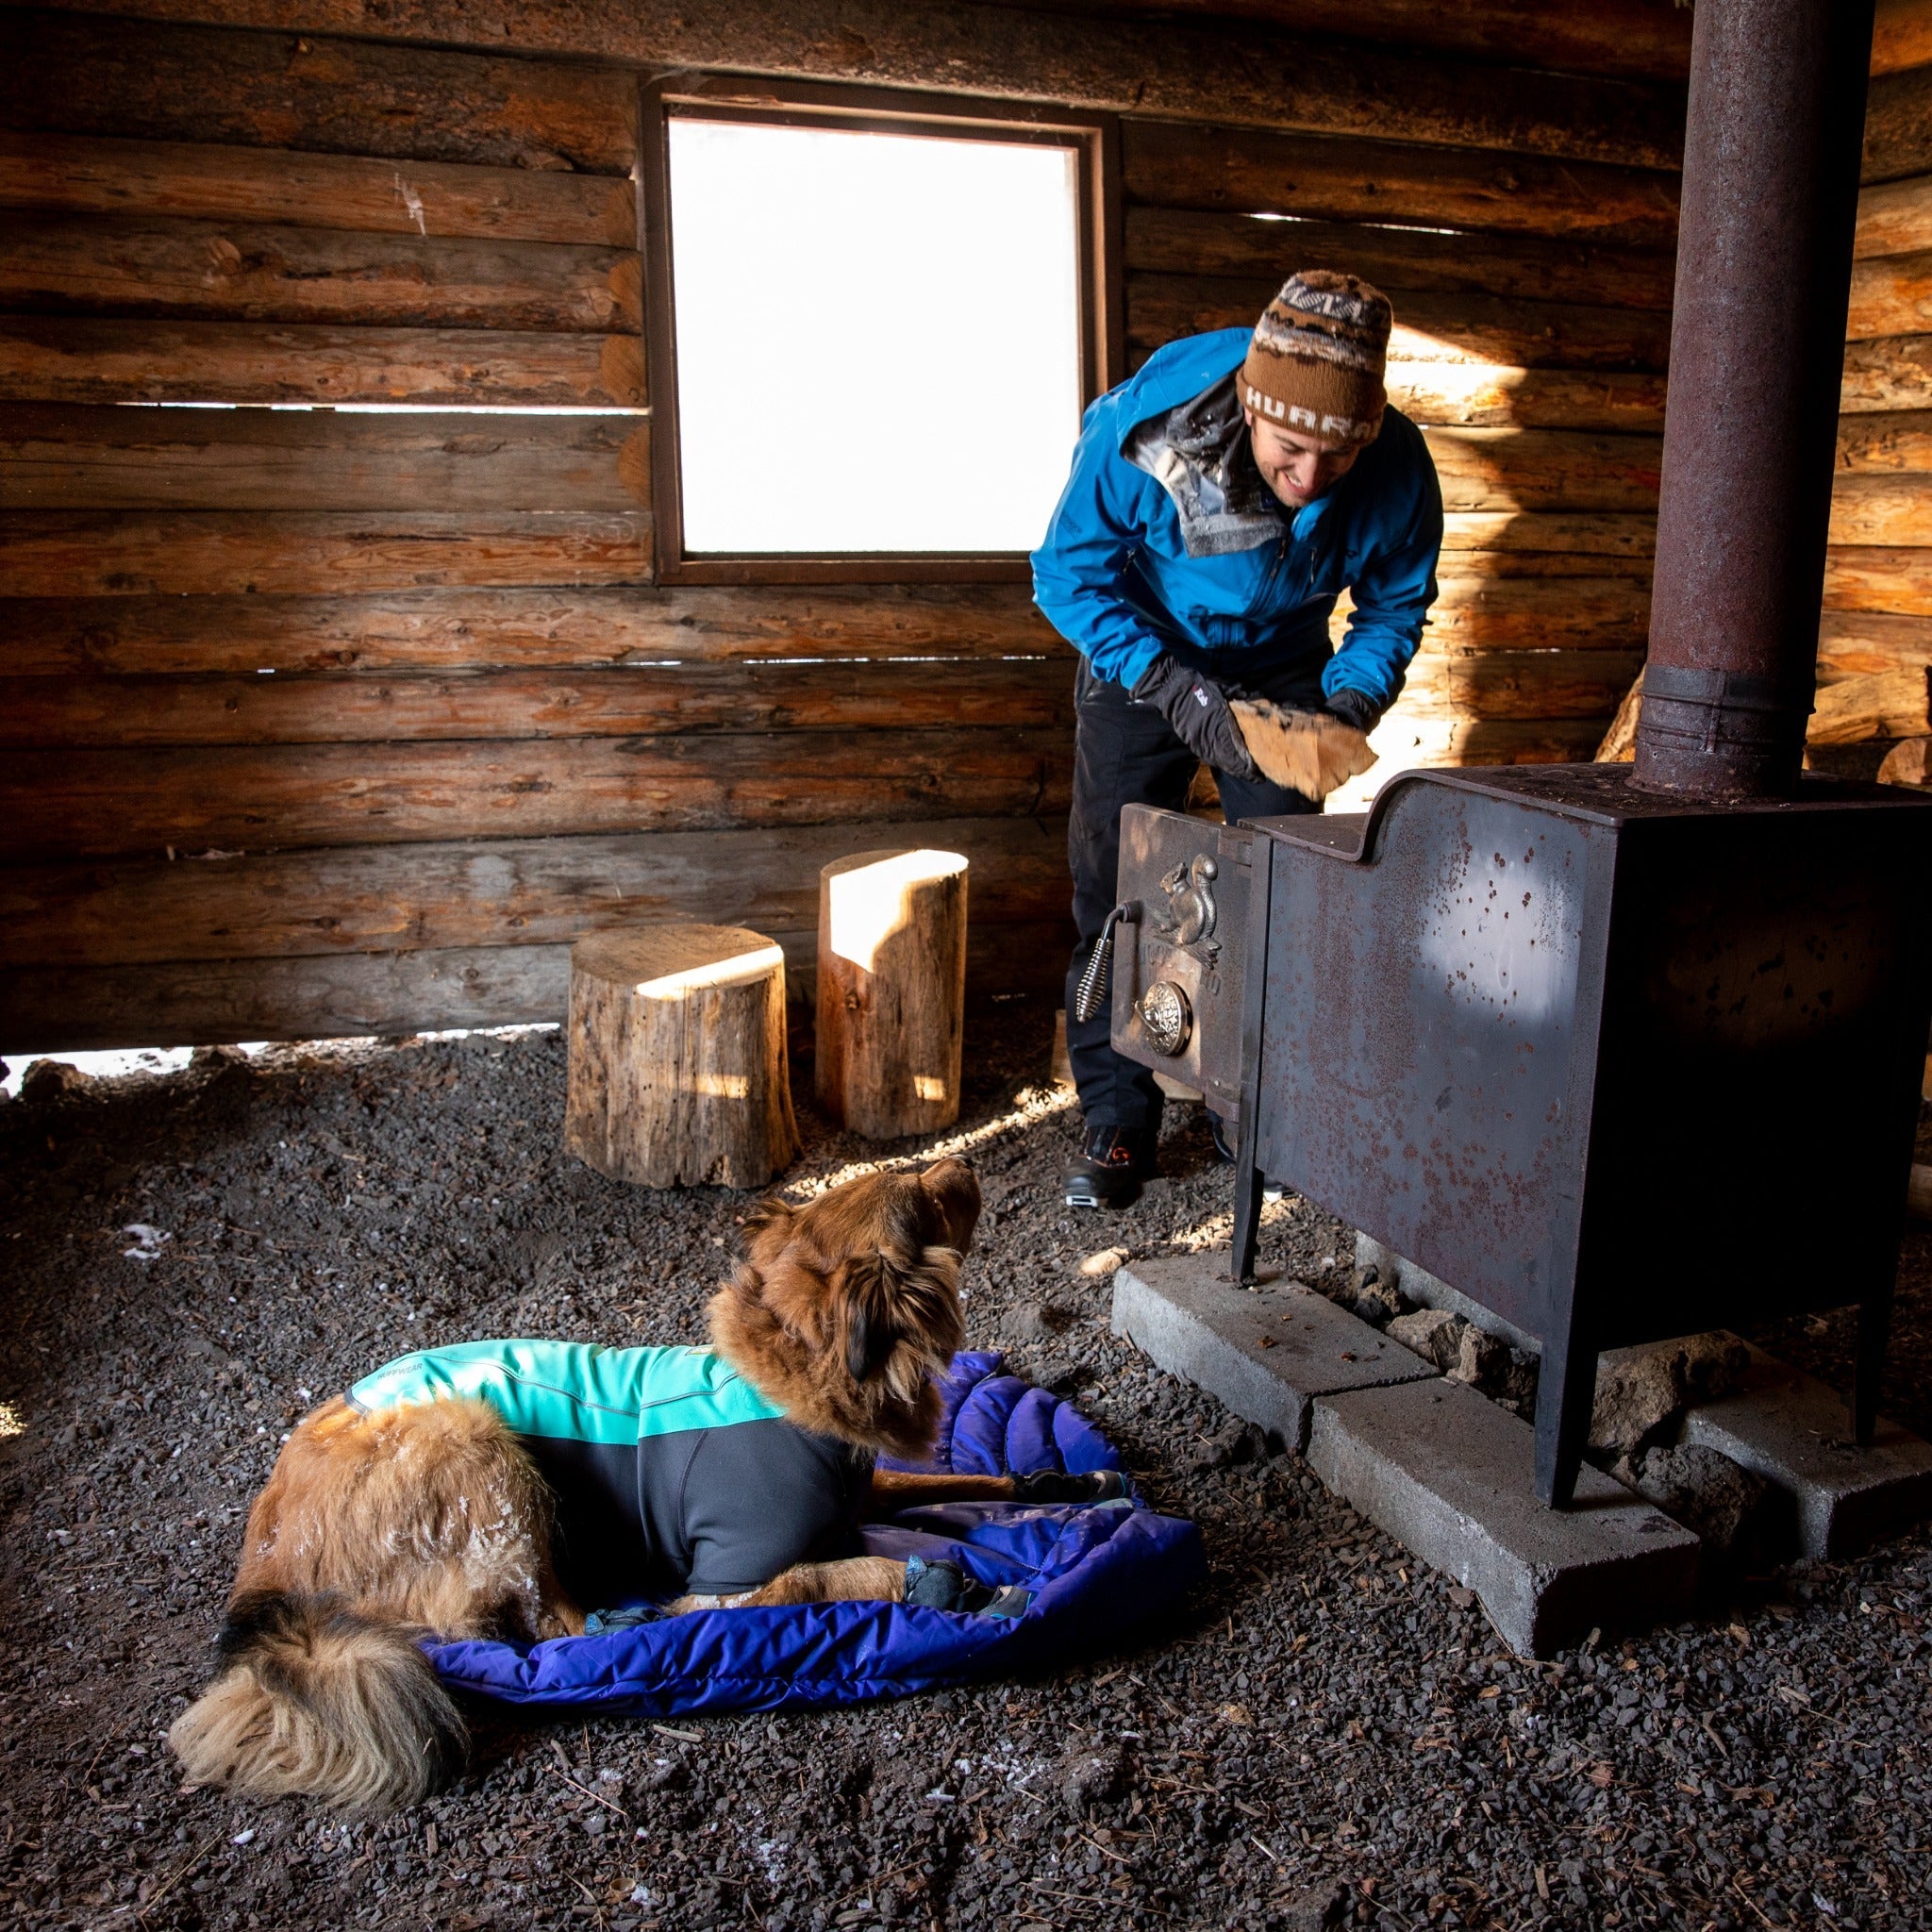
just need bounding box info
[1308,1378,1700,1658]
[1111,1255,1435,1452]
[1353,1233,1540,1356]
[1681,1342,1932,1559]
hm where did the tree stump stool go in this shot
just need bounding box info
[566,924,799,1189]
[816,849,968,1141]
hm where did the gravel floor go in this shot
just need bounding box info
[2,1000,1929,1932]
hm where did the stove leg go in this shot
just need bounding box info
[1534,1314,1597,1509]
[1230,1115,1264,1286]
[1853,1284,1893,1446]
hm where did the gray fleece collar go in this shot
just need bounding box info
[1122,373,1285,558]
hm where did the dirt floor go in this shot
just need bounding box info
[2,1000,1930,1932]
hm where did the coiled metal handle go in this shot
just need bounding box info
[1074,901,1139,1024]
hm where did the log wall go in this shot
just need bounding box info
[1,0,1902,1050]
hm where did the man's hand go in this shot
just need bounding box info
[1230,699,1377,803]
[1131,655,1258,779]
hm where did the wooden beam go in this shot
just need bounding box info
[1384,364,1666,435]
[1808,665,1932,744]
[1875,0,1932,77]
[1841,334,1932,413]
[0,11,639,174]
[1867,62,1932,187]
[11,1,1687,170]
[0,404,645,513]
[1121,120,1679,250]
[1364,715,1609,766]
[1830,475,1932,548]
[0,213,641,334]
[0,129,637,246]
[0,584,1059,676]
[1817,608,1932,679]
[0,728,1074,859]
[0,317,645,409]
[1825,546,1932,616]
[1837,409,1932,474]
[0,509,651,596]
[1439,513,1657,558]
[1396,647,1648,720]
[1857,174,1932,259]
[1849,248,1932,340]
[1421,426,1660,516]
[0,659,1073,748]
[0,816,1074,966]
[1124,206,1676,312]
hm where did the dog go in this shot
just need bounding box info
[167,1158,1118,1809]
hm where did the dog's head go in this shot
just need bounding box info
[708,1157,980,1458]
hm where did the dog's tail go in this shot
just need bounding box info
[168,1590,465,1810]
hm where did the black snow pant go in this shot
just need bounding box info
[1064,654,1326,1135]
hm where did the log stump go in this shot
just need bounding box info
[816,849,968,1141]
[566,924,799,1189]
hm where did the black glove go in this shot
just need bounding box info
[1131,655,1258,780]
[1323,685,1382,734]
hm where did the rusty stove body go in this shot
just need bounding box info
[1108,774,1932,1506]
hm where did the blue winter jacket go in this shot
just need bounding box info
[1030,326,1443,708]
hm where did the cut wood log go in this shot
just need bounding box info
[1420,425,1661,515]
[0,727,1074,859]
[0,12,639,175]
[1825,545,1932,615]
[1808,665,1932,745]
[19,0,1686,169]
[1384,362,1667,434]
[0,213,641,333]
[1841,334,1932,412]
[1594,674,1644,761]
[1878,736,1932,788]
[0,317,644,408]
[1120,120,1680,249]
[1395,648,1646,721]
[1836,409,1932,474]
[1122,206,1677,311]
[0,583,1057,675]
[0,404,645,513]
[1848,248,1932,339]
[1856,173,1932,258]
[565,924,799,1190]
[1440,512,1657,557]
[0,509,650,596]
[1394,574,1653,649]
[1867,62,1932,185]
[1875,0,1932,77]
[0,129,637,245]
[1830,475,1932,547]
[1818,608,1932,679]
[1127,273,1673,371]
[0,816,1069,968]
[0,658,1072,748]
[1362,713,1608,768]
[816,849,969,1140]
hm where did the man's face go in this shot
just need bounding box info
[1244,409,1362,508]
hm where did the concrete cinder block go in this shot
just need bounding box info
[1111,1255,1435,1452]
[1308,1378,1700,1658]
[1681,1342,1932,1559]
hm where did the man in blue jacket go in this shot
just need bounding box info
[1032,271,1443,1208]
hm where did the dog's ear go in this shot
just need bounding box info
[735,1195,795,1257]
[837,1253,900,1382]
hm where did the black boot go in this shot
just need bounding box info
[1062,1124,1157,1209]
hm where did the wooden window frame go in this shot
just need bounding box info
[638,74,1123,586]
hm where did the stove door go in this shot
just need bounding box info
[1111,805,1253,1124]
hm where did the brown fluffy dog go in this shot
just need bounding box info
[168,1158,1102,1810]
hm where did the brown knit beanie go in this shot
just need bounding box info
[1240,271,1392,449]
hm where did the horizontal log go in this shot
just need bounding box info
[1830,475,1932,548]
[1876,0,1932,77]
[1371,575,1650,651]
[1127,274,1672,372]
[1824,546,1932,616]
[0,213,641,334]
[1422,426,1660,515]
[1123,207,1676,312]
[0,921,1075,1054]
[1848,248,1932,339]
[0,729,1075,860]
[1838,410,1932,475]
[0,658,1072,748]
[1809,666,1932,745]
[0,584,1059,675]
[1857,174,1932,259]
[0,129,636,246]
[0,815,1073,966]
[0,12,637,174]
[0,510,651,596]
[0,404,646,513]
[1386,363,1666,435]
[1366,714,1611,768]
[0,317,645,408]
[1440,513,1657,558]
[1816,609,1932,680]
[15,1,1686,170]
[1120,121,1679,250]
[1396,647,1647,720]
[1841,335,1932,413]
[1867,62,1932,187]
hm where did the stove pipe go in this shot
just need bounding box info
[1632,0,1876,799]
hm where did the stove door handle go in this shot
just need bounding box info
[1074,900,1140,1024]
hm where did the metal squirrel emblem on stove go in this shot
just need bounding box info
[1152,854,1219,959]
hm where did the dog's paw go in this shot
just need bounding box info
[1009,1469,1127,1506]
[903,1557,1027,1619]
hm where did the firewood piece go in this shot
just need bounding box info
[565,924,797,1190]
[815,850,968,1141]
[1808,665,1932,744]
[1595,672,1644,761]
[1879,736,1932,788]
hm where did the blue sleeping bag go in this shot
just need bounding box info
[430,1351,1204,1715]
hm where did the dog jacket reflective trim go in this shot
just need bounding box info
[348,1340,873,1601]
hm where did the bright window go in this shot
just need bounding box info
[661,112,1089,560]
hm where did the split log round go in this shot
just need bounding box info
[815,849,969,1141]
[565,923,798,1189]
